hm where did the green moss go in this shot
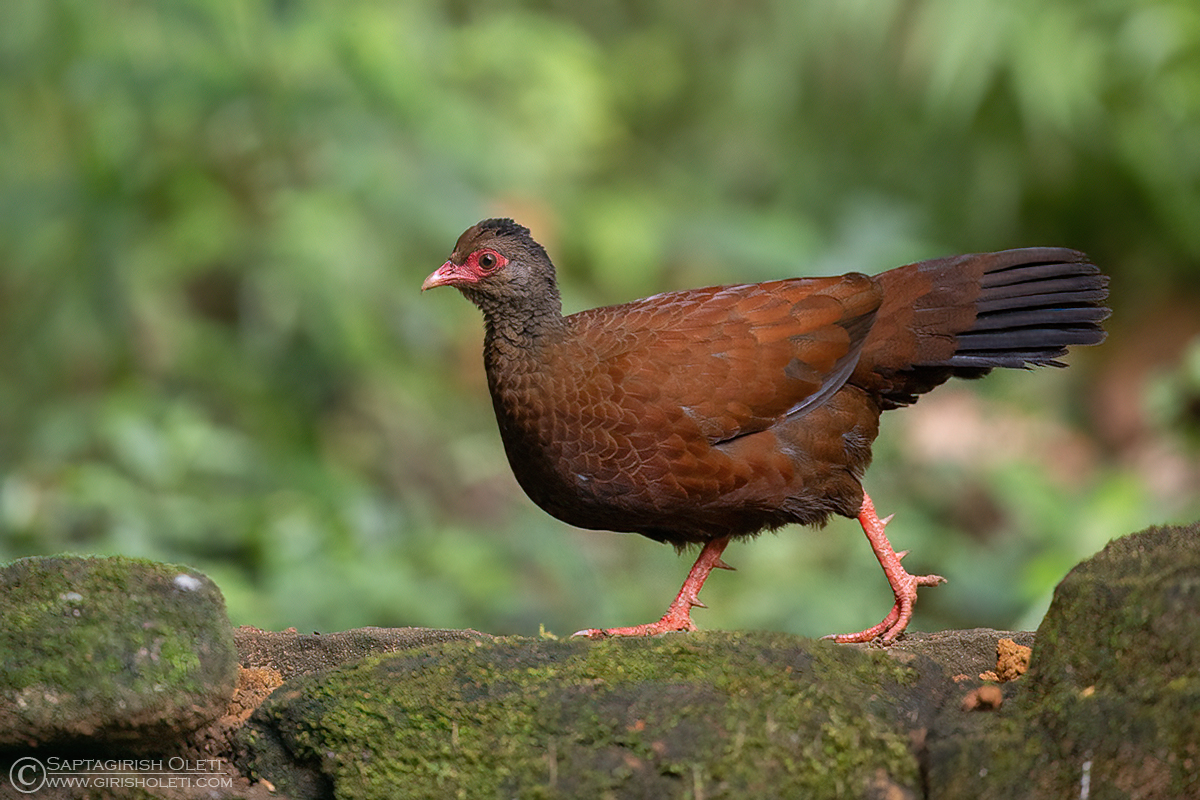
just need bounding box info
[0,554,238,744]
[241,631,934,799]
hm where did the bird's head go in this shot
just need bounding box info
[422,219,559,315]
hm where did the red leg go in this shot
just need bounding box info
[574,537,734,638]
[824,492,946,645]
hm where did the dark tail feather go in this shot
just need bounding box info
[863,248,1110,407]
[937,250,1110,370]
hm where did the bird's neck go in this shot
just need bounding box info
[470,290,568,367]
[475,292,568,453]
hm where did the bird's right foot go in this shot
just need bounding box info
[573,536,734,639]
[573,605,698,638]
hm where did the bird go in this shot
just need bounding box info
[422,218,1110,643]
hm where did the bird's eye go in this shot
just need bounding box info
[478,252,497,270]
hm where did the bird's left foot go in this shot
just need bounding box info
[573,537,734,639]
[823,493,946,645]
[822,553,945,644]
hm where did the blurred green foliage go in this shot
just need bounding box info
[2,0,1198,636]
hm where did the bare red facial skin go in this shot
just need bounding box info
[467,248,506,276]
[421,248,508,291]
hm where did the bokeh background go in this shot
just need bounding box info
[3,0,1199,638]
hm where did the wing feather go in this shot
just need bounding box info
[560,274,882,446]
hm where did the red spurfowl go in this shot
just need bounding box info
[423,219,1110,643]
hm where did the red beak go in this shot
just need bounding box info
[421,260,478,291]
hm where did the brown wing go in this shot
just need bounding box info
[560,274,882,445]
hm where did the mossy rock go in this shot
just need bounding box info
[925,523,1200,799]
[1031,523,1200,698]
[0,555,238,749]
[239,631,947,800]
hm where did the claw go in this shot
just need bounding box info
[825,492,944,644]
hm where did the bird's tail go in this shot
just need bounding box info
[856,248,1110,408]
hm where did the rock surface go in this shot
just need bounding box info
[238,632,949,800]
[925,522,1200,799]
[235,625,493,679]
[1,522,1197,800]
[0,555,238,749]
